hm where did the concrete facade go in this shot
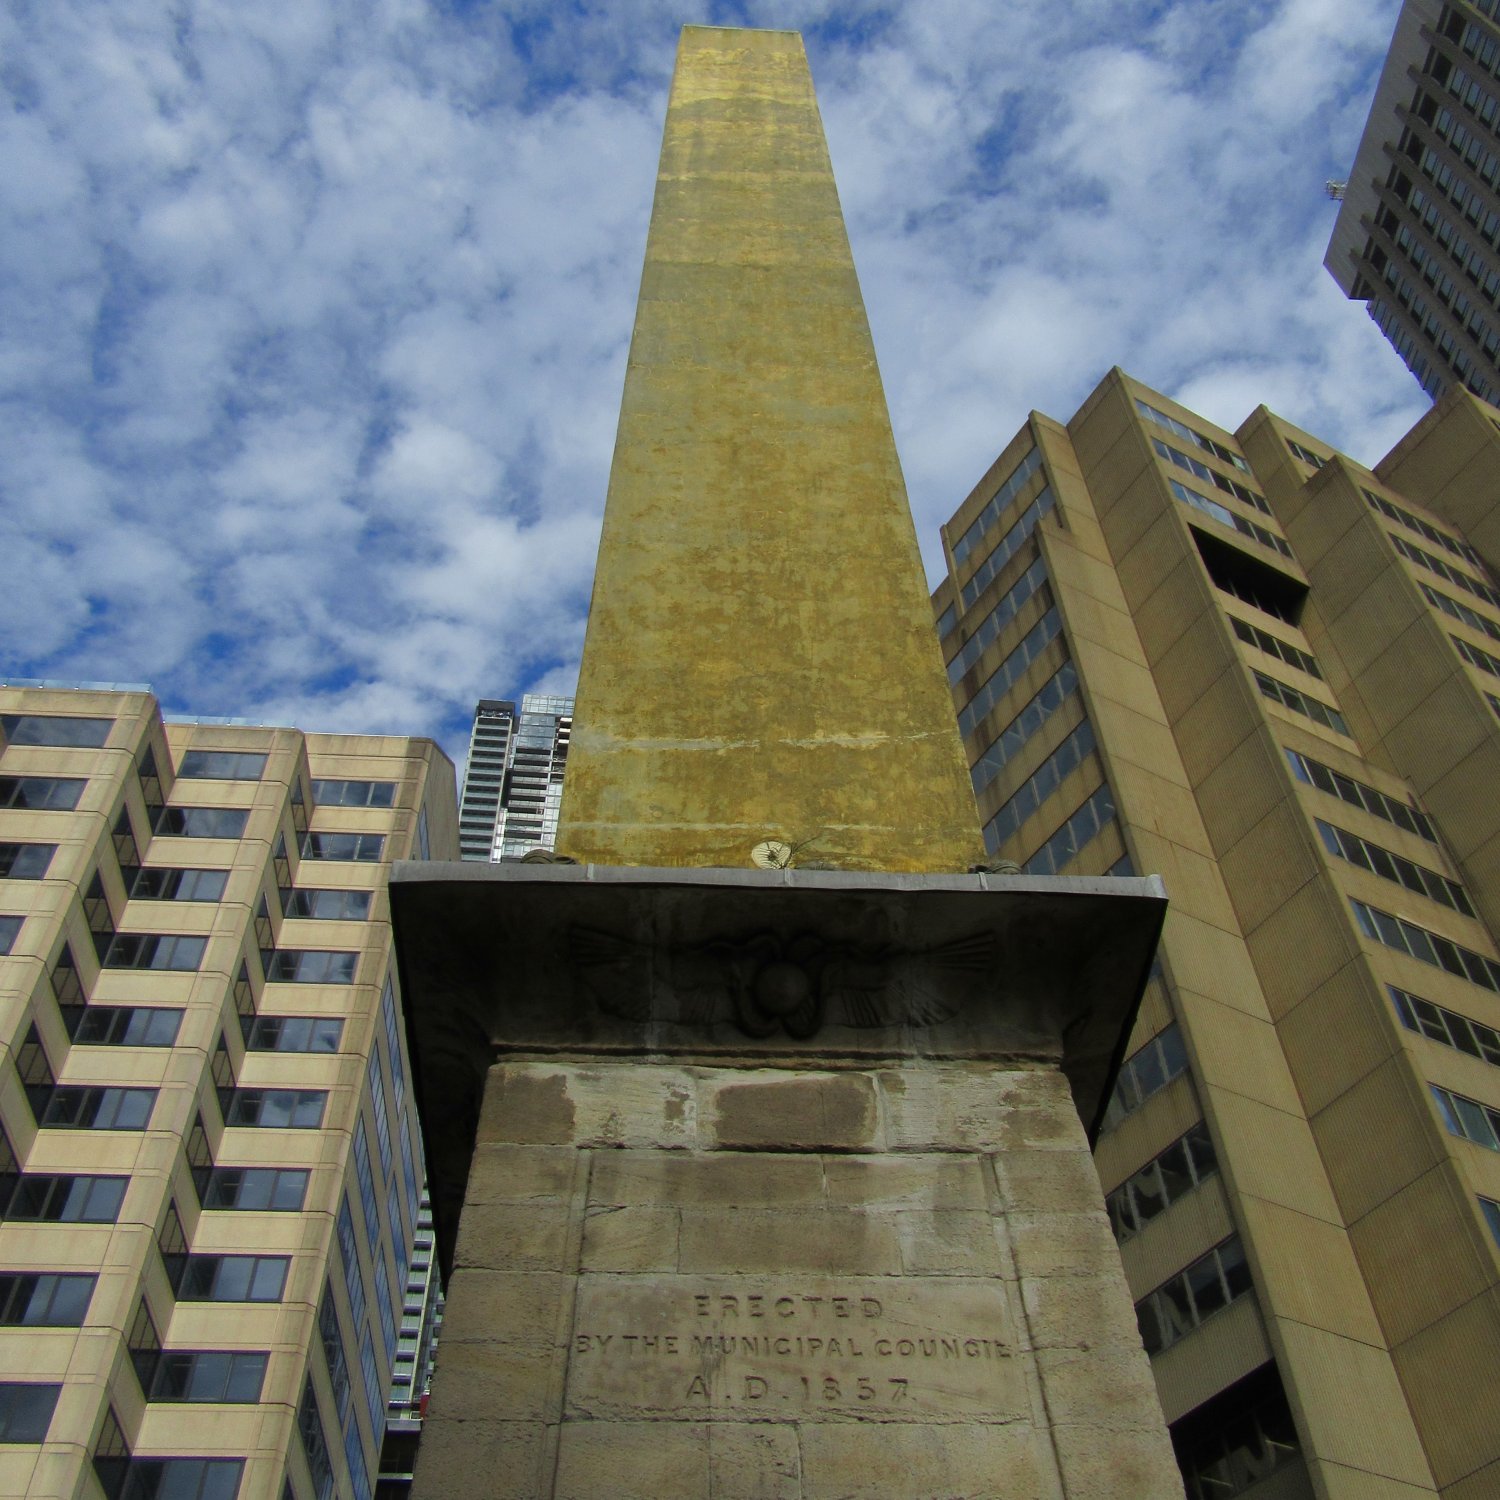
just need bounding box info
[0,684,457,1499]
[933,372,1500,1497]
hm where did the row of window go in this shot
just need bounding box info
[950,446,1043,564]
[1285,748,1435,841]
[1390,531,1500,610]
[1453,633,1500,680]
[0,775,85,810]
[1020,781,1117,875]
[983,718,1097,852]
[1422,580,1500,644]
[1105,1121,1218,1244]
[1352,898,1500,992]
[1151,438,1270,515]
[1315,819,1475,917]
[1285,439,1326,468]
[0,841,54,879]
[945,556,1049,685]
[1168,479,1292,558]
[1398,175,1500,315]
[94,1406,244,1500]
[0,1383,59,1442]
[970,660,1076,796]
[1392,983,1500,1066]
[960,486,1057,612]
[1253,671,1350,736]
[1100,1023,1189,1131]
[1230,615,1320,678]
[0,714,112,747]
[1365,487,1486,570]
[1135,399,1252,473]
[1432,1082,1500,1152]
[958,607,1064,739]
[1136,1236,1252,1356]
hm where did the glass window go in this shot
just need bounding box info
[130,869,228,902]
[0,1383,60,1442]
[0,715,112,747]
[201,1168,309,1212]
[311,780,396,808]
[224,1090,327,1129]
[244,1016,343,1053]
[300,832,384,863]
[264,950,358,985]
[103,934,206,972]
[0,917,19,955]
[0,843,57,879]
[117,1458,244,1500]
[154,807,248,840]
[178,751,267,781]
[150,1351,268,1403]
[177,1255,289,1303]
[0,777,86,811]
[280,888,371,921]
[41,1087,156,1130]
[0,1272,96,1325]
[69,1007,182,1047]
[5,1174,127,1223]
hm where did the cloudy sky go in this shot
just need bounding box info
[1,0,1426,764]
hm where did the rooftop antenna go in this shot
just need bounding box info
[1325,180,1348,201]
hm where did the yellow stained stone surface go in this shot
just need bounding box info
[558,27,982,872]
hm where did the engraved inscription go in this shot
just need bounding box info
[564,1276,1026,1422]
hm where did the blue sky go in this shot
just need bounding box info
[0,0,1426,764]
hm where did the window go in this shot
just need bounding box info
[0,917,18,955]
[127,1300,162,1390]
[319,1294,353,1427]
[1252,671,1350,735]
[958,607,1064,738]
[1102,1024,1189,1130]
[149,1351,268,1403]
[301,831,384,863]
[1316,820,1475,916]
[1420,581,1500,644]
[369,1052,392,1179]
[154,807,248,840]
[1392,985,1500,1065]
[0,777,85,810]
[1230,616,1321,677]
[355,1122,379,1254]
[5,1174,127,1223]
[0,843,56,879]
[224,1090,327,1129]
[1152,437,1271,513]
[1106,1123,1218,1243]
[0,1383,60,1442]
[983,718,1096,853]
[1135,400,1252,473]
[201,1167,309,1212]
[299,1378,335,1500]
[960,486,1056,609]
[1453,634,1500,678]
[1366,488,1486,569]
[1178,1387,1300,1500]
[264,950,358,984]
[244,1016,343,1053]
[67,1006,182,1047]
[946,557,1050,685]
[1431,1082,1500,1150]
[1021,782,1116,876]
[41,1087,156,1130]
[950,446,1042,564]
[177,1255,289,1302]
[178,751,266,781]
[1285,749,1434,840]
[1352,898,1500,991]
[130,868,228,902]
[1391,532,1500,609]
[103,934,206,971]
[970,659,1077,794]
[935,603,956,638]
[1135,1238,1252,1355]
[311,779,396,808]
[1286,439,1326,469]
[1481,1195,1500,1249]
[279,887,371,921]
[0,714,111,747]
[1194,527,1305,623]
[113,1458,244,1500]
[374,1256,397,1360]
[1168,479,1291,556]
[0,1271,95,1324]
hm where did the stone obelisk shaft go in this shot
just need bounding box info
[558,26,982,873]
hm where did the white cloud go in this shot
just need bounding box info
[0,0,1430,765]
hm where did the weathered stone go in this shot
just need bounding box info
[555,1422,802,1500]
[478,1069,577,1146]
[410,1419,548,1499]
[798,1421,1051,1499]
[822,1153,988,1211]
[895,1209,1006,1277]
[590,1152,825,1209]
[1051,1425,1186,1499]
[709,1072,878,1151]
[677,1209,902,1275]
[466,1144,580,1204]
[580,1205,680,1272]
[425,1340,557,1423]
[1008,1210,1122,1282]
[439,1270,570,1347]
[993,1147,1107,1214]
[1020,1272,1149,1353]
[453,1202,572,1272]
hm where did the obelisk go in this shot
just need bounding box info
[392,26,1182,1499]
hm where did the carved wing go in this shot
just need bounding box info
[567,925,655,1021]
[672,933,780,1031]
[821,932,994,1029]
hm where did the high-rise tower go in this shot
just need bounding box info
[934,370,1500,1497]
[455,697,572,863]
[1327,0,1500,401]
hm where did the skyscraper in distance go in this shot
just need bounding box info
[1327,0,1500,401]
[455,696,572,863]
[933,369,1500,1497]
[0,683,457,1500]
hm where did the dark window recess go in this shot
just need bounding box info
[185,1115,215,1202]
[211,1036,237,1115]
[0,843,56,879]
[103,934,206,971]
[127,1299,162,1391]
[0,917,19,955]
[223,1090,327,1129]
[113,808,142,888]
[244,1016,343,1053]
[301,831,384,862]
[201,1168,308,1212]
[279,888,371,921]
[130,868,228,902]
[0,1382,61,1442]
[149,1350,268,1403]
[177,751,267,782]
[1171,1364,1301,1500]
[1106,1123,1219,1243]
[264,950,358,984]
[107,1457,244,1500]
[298,1377,335,1500]
[15,1026,55,1120]
[41,1087,155,1130]
[5,1174,127,1223]
[0,1271,95,1325]
[91,1406,131,1499]
[153,807,248,840]
[85,871,116,960]
[0,777,85,811]
[1192,527,1306,624]
[175,1255,289,1303]
[1101,1024,1190,1131]
[137,747,165,829]
[65,1006,182,1047]
[0,714,112,748]
[1136,1238,1253,1356]
[311,779,396,808]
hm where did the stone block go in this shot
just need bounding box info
[798,1421,1051,1499]
[439,1270,569,1347]
[425,1339,557,1423]
[581,1205,680,1272]
[590,1151,825,1209]
[708,1072,878,1150]
[410,1418,547,1500]
[678,1209,902,1275]
[554,1421,802,1500]
[1020,1272,1146,1353]
[1051,1424,1185,1499]
[453,1202,572,1273]
[993,1148,1106,1214]
[466,1144,580,1204]
[879,1066,1083,1153]
[478,1067,578,1146]
[822,1153,988,1210]
[1036,1346,1168,1431]
[1009,1210,1121,1281]
[895,1209,1006,1276]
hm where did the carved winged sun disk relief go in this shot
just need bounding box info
[567,926,994,1040]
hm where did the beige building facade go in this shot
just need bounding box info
[0,685,457,1500]
[933,371,1500,1498]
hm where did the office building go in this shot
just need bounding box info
[933,368,1500,1497]
[0,684,457,1500]
[455,697,572,862]
[1327,0,1500,400]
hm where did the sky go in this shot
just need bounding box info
[0,0,1429,766]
